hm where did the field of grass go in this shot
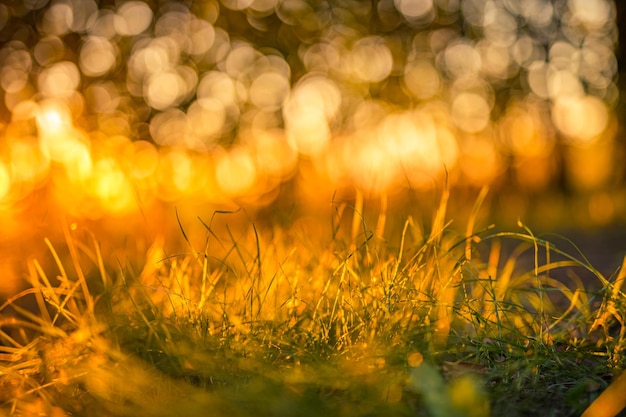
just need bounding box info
[1,188,625,417]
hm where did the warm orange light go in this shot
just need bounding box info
[249,129,298,181]
[9,139,50,185]
[36,102,95,183]
[512,156,554,190]
[285,110,330,156]
[284,76,341,156]
[0,162,11,200]
[552,95,608,144]
[67,149,95,187]
[407,351,424,367]
[588,191,615,225]
[0,0,617,225]
[216,146,258,196]
[125,140,159,182]
[36,102,71,135]
[499,102,555,157]
[87,158,134,214]
[343,135,397,194]
[327,109,460,195]
[459,134,502,186]
[157,150,194,200]
[564,138,614,190]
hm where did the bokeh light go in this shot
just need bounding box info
[79,36,117,77]
[0,0,620,242]
[284,76,340,156]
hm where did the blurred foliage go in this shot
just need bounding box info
[0,0,622,255]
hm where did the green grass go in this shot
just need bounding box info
[1,189,625,417]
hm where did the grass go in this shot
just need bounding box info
[1,187,625,417]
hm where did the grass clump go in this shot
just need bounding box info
[1,189,625,416]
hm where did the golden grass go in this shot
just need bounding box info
[1,188,625,416]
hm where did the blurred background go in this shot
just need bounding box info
[0,0,624,295]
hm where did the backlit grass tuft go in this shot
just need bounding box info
[1,190,625,416]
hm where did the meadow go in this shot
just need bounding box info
[1,186,625,417]
[0,2,622,415]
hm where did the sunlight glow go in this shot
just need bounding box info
[187,99,226,144]
[459,135,501,186]
[344,135,397,194]
[0,163,11,200]
[284,76,340,156]
[216,147,258,196]
[499,102,554,157]
[60,141,93,182]
[158,150,194,200]
[286,110,330,156]
[88,158,134,214]
[36,103,70,135]
[250,129,298,180]
[552,95,608,143]
[9,140,50,184]
[0,8,624,412]
[124,140,159,203]
[0,0,617,224]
